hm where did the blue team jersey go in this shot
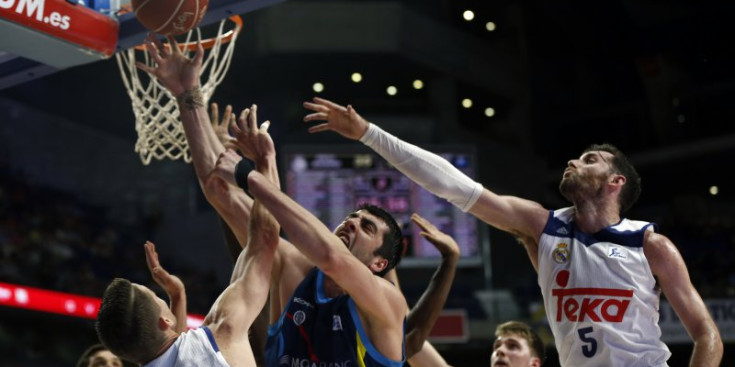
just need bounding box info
[266,268,405,367]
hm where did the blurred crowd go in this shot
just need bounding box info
[0,158,220,366]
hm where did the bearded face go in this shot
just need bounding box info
[559,151,615,203]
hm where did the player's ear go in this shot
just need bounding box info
[530,356,542,367]
[609,173,626,187]
[158,316,175,331]
[369,257,388,275]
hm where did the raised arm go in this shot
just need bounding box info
[143,241,188,333]
[407,342,453,367]
[245,170,407,334]
[203,120,281,364]
[137,34,223,185]
[404,214,460,358]
[644,232,722,367]
[303,97,547,241]
[137,34,258,248]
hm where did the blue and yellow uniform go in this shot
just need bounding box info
[266,268,405,367]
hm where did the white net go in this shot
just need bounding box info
[116,17,241,165]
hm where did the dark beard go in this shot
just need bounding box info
[559,177,576,202]
[559,174,607,204]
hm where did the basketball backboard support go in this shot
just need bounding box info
[0,0,287,90]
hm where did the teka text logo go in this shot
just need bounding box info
[551,270,633,322]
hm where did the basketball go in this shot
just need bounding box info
[132,0,209,36]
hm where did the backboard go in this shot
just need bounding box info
[0,0,287,90]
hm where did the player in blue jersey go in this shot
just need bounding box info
[302,97,723,367]
[204,97,457,366]
[213,145,407,367]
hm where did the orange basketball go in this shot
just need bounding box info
[132,0,209,36]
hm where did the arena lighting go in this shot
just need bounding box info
[387,85,398,96]
[313,82,325,93]
[351,72,363,83]
[463,10,475,21]
[486,22,497,31]
[413,79,424,89]
[461,98,473,108]
[710,186,719,196]
[0,282,205,329]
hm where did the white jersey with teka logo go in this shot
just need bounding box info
[537,207,671,367]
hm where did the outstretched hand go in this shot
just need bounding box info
[144,241,185,298]
[303,97,369,140]
[226,104,275,165]
[411,214,460,259]
[210,102,236,146]
[136,33,203,97]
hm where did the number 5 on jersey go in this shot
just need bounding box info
[577,327,598,357]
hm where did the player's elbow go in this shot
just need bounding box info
[250,220,280,248]
[694,325,723,358]
[404,331,426,358]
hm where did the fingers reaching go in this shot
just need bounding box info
[304,112,329,122]
[150,34,168,56]
[143,40,162,65]
[307,123,330,134]
[248,104,258,132]
[210,103,219,125]
[411,213,460,257]
[260,120,271,133]
[166,35,180,56]
[313,96,347,112]
[227,112,236,135]
[303,101,330,113]
[232,108,249,136]
[135,61,155,74]
[222,105,233,126]
[144,241,159,268]
[411,213,433,231]
[193,41,204,66]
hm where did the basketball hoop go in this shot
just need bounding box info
[116,15,242,165]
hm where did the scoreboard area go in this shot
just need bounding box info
[282,145,483,267]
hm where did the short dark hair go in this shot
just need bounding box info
[358,203,403,277]
[76,344,108,367]
[96,278,164,364]
[584,143,641,213]
[495,321,545,363]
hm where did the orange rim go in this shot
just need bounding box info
[134,15,243,52]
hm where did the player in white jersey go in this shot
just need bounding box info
[302,97,723,366]
[537,208,669,365]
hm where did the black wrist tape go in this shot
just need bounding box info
[235,159,254,191]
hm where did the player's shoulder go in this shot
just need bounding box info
[371,275,409,316]
[376,275,407,300]
[642,230,685,273]
[642,230,673,248]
